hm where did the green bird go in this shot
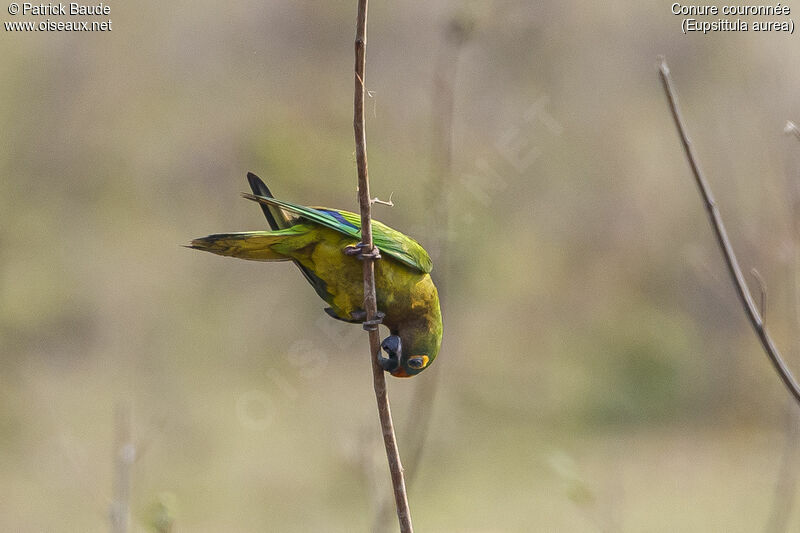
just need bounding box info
[189,173,442,377]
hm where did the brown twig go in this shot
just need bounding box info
[371,192,394,207]
[658,57,800,405]
[353,2,413,532]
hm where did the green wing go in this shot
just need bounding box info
[336,211,433,274]
[242,193,433,273]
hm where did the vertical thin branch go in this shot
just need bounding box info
[353,2,414,532]
[110,404,134,533]
[763,126,800,533]
[372,17,468,531]
[406,4,471,492]
[658,57,800,406]
[766,406,800,533]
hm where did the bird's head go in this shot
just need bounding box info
[377,327,441,378]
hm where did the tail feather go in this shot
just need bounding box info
[189,231,292,262]
[247,172,293,230]
[243,173,321,289]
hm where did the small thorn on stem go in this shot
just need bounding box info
[371,192,394,207]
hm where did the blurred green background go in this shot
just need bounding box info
[3,1,800,531]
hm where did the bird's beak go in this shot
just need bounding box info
[391,367,411,378]
[377,335,401,374]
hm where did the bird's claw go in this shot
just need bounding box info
[343,242,381,261]
[362,311,385,332]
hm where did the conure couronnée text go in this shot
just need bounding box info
[189,173,442,377]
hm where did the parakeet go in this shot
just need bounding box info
[189,173,442,377]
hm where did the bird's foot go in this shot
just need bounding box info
[348,310,385,329]
[343,242,381,261]
[362,311,385,332]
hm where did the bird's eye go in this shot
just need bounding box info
[408,357,426,369]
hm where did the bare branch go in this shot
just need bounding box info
[750,268,767,324]
[658,57,800,405]
[353,2,414,532]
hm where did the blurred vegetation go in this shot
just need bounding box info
[3,1,800,531]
